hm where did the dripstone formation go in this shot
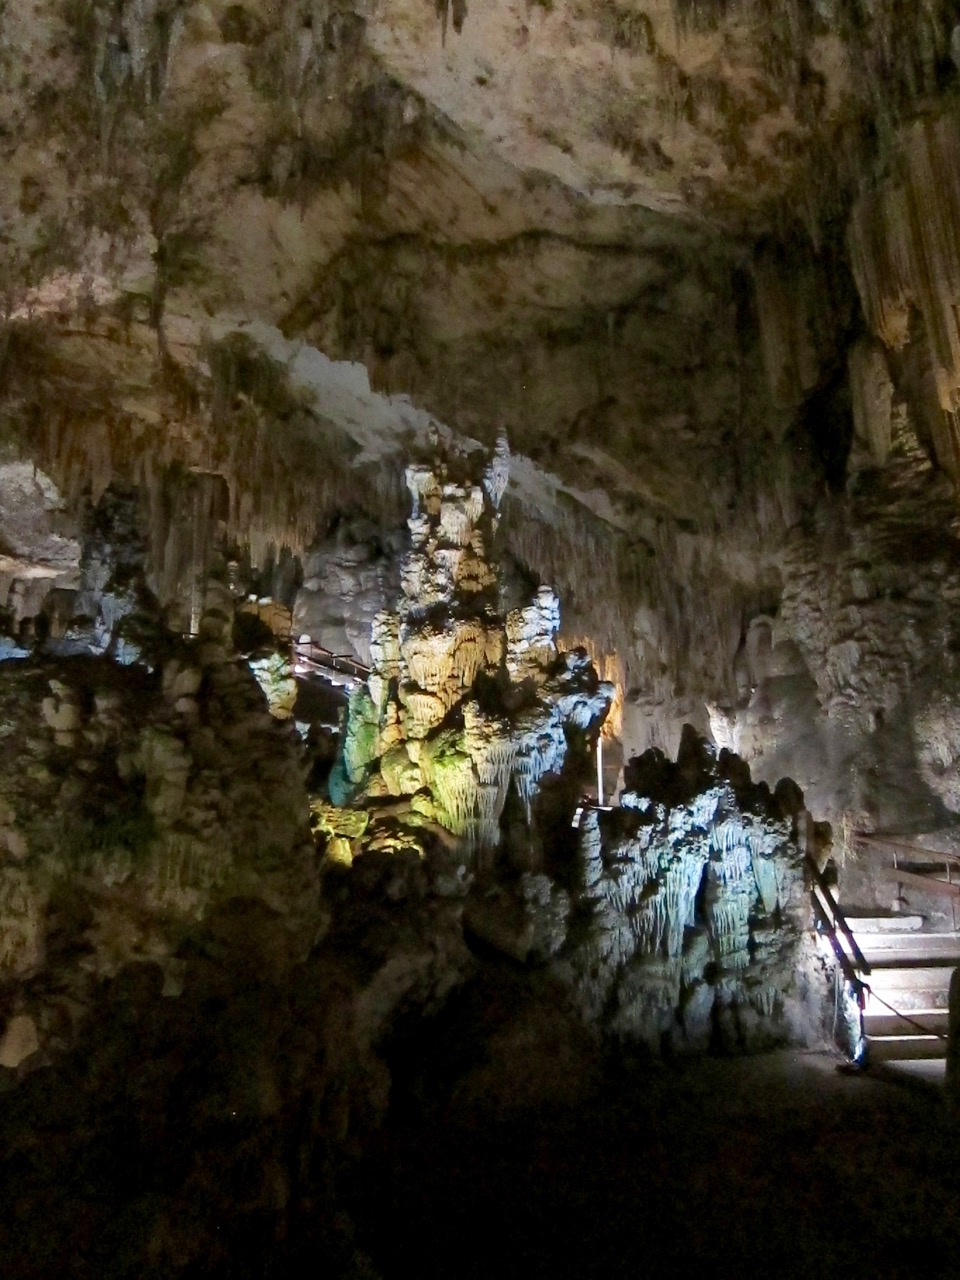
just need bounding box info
[319,437,614,866]
[5,0,960,1270]
[570,728,823,1053]
[316,443,826,1052]
[0,460,833,1278]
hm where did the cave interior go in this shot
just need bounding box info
[3,1,960,1276]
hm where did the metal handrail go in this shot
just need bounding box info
[853,830,960,865]
[807,857,872,977]
[290,638,371,681]
[830,841,957,1049]
[810,880,951,1044]
[812,892,866,1000]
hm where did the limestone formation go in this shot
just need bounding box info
[293,518,402,668]
[3,653,317,951]
[326,439,614,864]
[566,729,820,1053]
[3,0,960,1270]
[849,113,960,424]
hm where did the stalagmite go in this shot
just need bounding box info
[482,434,510,513]
[369,612,401,673]
[327,439,611,858]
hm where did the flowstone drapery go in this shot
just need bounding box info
[323,439,614,863]
[567,728,822,1053]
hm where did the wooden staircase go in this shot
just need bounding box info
[844,832,960,1083]
[850,914,958,1084]
[809,844,960,1085]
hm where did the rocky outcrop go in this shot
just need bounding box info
[293,517,403,668]
[8,0,960,1272]
[325,439,613,865]
[565,729,824,1054]
[0,645,317,1003]
[315,445,826,1056]
[707,401,960,842]
[0,540,470,1277]
[0,464,80,637]
[849,111,960,451]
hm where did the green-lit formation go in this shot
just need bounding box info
[322,438,614,865]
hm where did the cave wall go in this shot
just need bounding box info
[7,3,960,1274]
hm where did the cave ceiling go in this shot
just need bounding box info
[2,0,960,698]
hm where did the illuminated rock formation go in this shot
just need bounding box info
[0,464,80,631]
[568,728,822,1053]
[7,2,960,1269]
[327,438,614,863]
[293,518,402,668]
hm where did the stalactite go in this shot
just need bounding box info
[450,621,488,690]
[562,635,624,739]
[662,854,705,956]
[511,708,568,821]
[505,586,561,681]
[571,732,811,1048]
[421,734,478,837]
[398,689,446,738]
[849,111,960,476]
[501,499,634,662]
[10,330,408,606]
[849,339,894,467]
[402,631,455,693]
[752,246,829,411]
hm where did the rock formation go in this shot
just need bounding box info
[569,728,822,1053]
[314,444,827,1058]
[4,0,960,1271]
[293,517,402,668]
[322,437,614,866]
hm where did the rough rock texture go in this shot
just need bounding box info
[0,644,318,1005]
[0,463,80,631]
[0,0,872,721]
[319,446,825,1058]
[0,498,473,1278]
[564,728,823,1053]
[325,439,613,864]
[0,2,959,741]
[294,517,403,667]
[4,1,960,1270]
[710,405,960,843]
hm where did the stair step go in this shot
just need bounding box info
[863,1010,950,1037]
[864,984,951,1015]
[853,933,960,965]
[873,1059,947,1088]
[867,991,951,1014]
[841,912,925,934]
[866,1034,948,1062]
[865,965,956,991]
[862,955,960,973]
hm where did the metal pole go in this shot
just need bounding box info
[596,735,603,806]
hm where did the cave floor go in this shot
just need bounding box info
[359,1047,960,1280]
